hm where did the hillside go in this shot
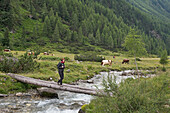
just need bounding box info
[0,0,169,55]
[126,0,170,21]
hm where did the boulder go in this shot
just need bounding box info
[79,80,94,84]
[37,87,59,98]
[16,92,23,97]
[66,69,71,73]
[0,94,8,97]
[78,109,85,113]
[121,72,127,76]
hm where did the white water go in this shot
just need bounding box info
[0,70,141,113]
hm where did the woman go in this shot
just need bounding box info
[57,58,65,85]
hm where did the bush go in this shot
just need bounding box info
[39,56,70,61]
[113,53,120,56]
[136,57,142,61]
[162,67,166,72]
[74,53,105,62]
[86,73,169,113]
[0,75,36,94]
[1,52,13,57]
[39,56,61,61]
[0,53,40,73]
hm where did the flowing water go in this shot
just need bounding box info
[0,70,151,113]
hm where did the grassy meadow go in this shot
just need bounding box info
[0,50,170,94]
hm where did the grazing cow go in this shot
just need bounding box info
[101,60,112,66]
[28,52,32,55]
[4,49,11,52]
[122,59,129,64]
[44,52,49,55]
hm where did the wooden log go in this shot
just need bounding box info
[6,73,98,95]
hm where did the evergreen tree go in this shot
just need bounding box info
[71,13,79,31]
[41,3,48,22]
[71,31,78,42]
[65,30,71,43]
[160,50,168,71]
[21,27,26,46]
[78,27,83,43]
[95,29,101,45]
[123,28,147,80]
[43,16,51,38]
[2,28,10,47]
[52,23,60,43]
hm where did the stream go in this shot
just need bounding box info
[0,70,152,113]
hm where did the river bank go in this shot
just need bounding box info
[1,70,158,113]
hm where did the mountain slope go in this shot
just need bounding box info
[0,0,169,55]
[126,0,170,21]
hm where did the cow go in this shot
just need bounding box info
[28,52,32,55]
[122,59,129,64]
[101,60,112,66]
[4,49,11,52]
[44,52,49,55]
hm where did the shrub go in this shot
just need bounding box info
[113,53,120,56]
[86,73,169,113]
[2,52,13,57]
[0,53,40,73]
[136,57,142,61]
[64,57,70,61]
[39,56,70,61]
[0,75,37,94]
[39,56,61,61]
[162,67,166,72]
[74,53,105,62]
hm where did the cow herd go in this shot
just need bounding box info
[101,59,129,66]
[3,49,129,66]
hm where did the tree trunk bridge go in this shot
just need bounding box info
[6,73,99,95]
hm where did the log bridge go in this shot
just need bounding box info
[6,73,99,95]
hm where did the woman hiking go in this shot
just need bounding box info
[57,58,65,85]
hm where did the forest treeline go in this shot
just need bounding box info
[0,0,169,55]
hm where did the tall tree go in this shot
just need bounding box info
[71,13,79,31]
[52,23,60,43]
[123,28,147,80]
[160,50,168,71]
[2,28,10,47]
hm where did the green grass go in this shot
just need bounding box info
[0,74,37,94]
[0,50,170,94]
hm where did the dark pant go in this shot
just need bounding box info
[58,69,64,85]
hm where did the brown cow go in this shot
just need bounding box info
[28,52,32,55]
[44,52,49,55]
[4,49,11,52]
[101,60,112,66]
[122,59,129,64]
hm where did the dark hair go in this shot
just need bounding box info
[61,58,65,61]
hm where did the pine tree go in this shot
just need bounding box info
[107,35,114,49]
[41,3,48,22]
[21,27,26,46]
[52,23,60,43]
[66,30,71,43]
[49,8,56,31]
[95,29,101,45]
[71,31,78,42]
[2,28,10,47]
[160,50,168,71]
[71,13,79,31]
[78,27,83,43]
[43,16,51,38]
[123,28,147,80]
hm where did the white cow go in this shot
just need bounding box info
[101,60,112,66]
